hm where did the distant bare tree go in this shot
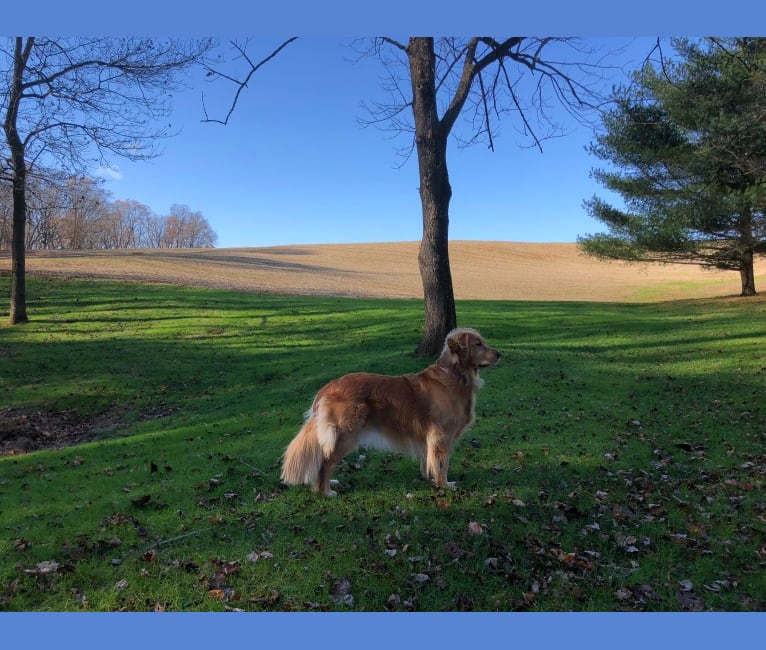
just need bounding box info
[107,199,153,249]
[0,183,10,248]
[165,203,217,248]
[144,213,168,249]
[56,176,110,250]
[26,174,66,249]
[1,37,214,324]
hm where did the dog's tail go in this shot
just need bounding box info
[280,401,334,489]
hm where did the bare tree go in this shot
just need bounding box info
[56,176,109,250]
[143,213,167,249]
[165,203,217,248]
[1,37,214,324]
[108,199,153,249]
[358,37,608,354]
[26,175,65,250]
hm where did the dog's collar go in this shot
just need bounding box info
[437,364,466,384]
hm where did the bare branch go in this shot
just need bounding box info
[201,38,298,126]
[358,37,617,156]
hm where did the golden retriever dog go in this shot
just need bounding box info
[280,327,500,496]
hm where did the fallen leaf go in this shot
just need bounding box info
[25,560,59,575]
[249,589,280,606]
[105,512,131,526]
[443,541,464,559]
[386,594,401,610]
[131,494,152,508]
[329,578,354,607]
[615,587,632,601]
[676,588,704,611]
[467,521,483,535]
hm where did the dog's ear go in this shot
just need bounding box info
[447,331,471,358]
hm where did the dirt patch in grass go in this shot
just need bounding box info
[0,406,174,456]
[6,241,765,301]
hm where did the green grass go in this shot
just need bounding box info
[1,276,764,611]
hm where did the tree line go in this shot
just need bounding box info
[0,173,217,251]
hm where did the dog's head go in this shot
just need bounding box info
[439,328,500,386]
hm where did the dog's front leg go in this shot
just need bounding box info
[426,437,455,490]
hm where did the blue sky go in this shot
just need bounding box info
[9,0,765,251]
[94,37,657,249]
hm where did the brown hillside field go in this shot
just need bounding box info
[4,241,765,301]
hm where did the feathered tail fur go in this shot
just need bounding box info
[281,402,337,492]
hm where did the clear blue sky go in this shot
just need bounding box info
[94,37,658,249]
[10,2,765,250]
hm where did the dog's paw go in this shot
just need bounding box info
[324,489,338,498]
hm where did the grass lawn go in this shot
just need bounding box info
[0,276,764,611]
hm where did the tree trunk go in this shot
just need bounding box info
[408,37,457,356]
[4,37,30,325]
[9,166,28,324]
[739,250,757,296]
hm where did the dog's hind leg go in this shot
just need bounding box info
[315,430,358,497]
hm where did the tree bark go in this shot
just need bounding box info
[8,161,28,324]
[739,250,757,296]
[408,37,457,356]
[4,38,31,325]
